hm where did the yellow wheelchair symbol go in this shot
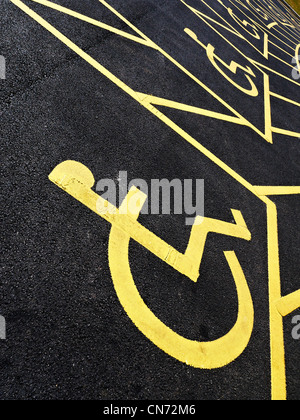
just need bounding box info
[49,160,254,369]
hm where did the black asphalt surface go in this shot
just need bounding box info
[1,0,300,400]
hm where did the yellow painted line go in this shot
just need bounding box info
[269,39,295,60]
[276,290,300,317]
[230,0,299,51]
[10,0,298,400]
[148,106,262,197]
[251,0,300,44]
[109,198,254,370]
[48,161,200,282]
[258,185,299,400]
[266,199,287,401]
[9,0,146,104]
[49,160,251,283]
[269,52,296,70]
[27,0,157,49]
[231,0,300,47]
[270,93,300,108]
[268,22,278,29]
[183,25,273,141]
[10,0,274,145]
[262,33,273,144]
[201,0,292,59]
[254,0,300,37]
[252,59,300,87]
[49,161,292,397]
[264,72,273,143]
[205,43,259,97]
[296,44,300,71]
[20,0,300,145]
[264,32,269,59]
[227,0,296,51]
[228,8,261,40]
[279,0,300,24]
[254,186,300,196]
[184,0,250,41]
[272,127,300,137]
[9,0,268,199]
[49,160,255,369]
[257,187,300,400]
[181,1,297,142]
[136,92,246,126]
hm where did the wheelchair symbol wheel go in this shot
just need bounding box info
[109,224,254,369]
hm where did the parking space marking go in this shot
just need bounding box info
[49,160,251,283]
[49,160,255,370]
[276,290,300,317]
[10,0,300,400]
[12,0,300,143]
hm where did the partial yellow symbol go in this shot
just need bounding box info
[185,29,259,97]
[206,43,259,97]
[182,1,300,142]
[10,0,299,398]
[296,44,300,72]
[276,290,300,317]
[228,8,261,39]
[23,0,158,49]
[49,160,254,369]
[256,187,300,401]
[10,0,282,147]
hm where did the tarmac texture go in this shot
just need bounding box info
[1,0,300,400]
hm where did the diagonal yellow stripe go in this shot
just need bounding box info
[276,290,300,317]
[27,0,157,48]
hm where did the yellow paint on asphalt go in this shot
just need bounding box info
[255,186,300,195]
[276,290,300,317]
[109,228,254,369]
[270,92,300,107]
[266,199,287,401]
[9,0,300,400]
[49,160,254,369]
[27,0,158,49]
[296,44,300,70]
[13,0,300,143]
[136,92,246,126]
[255,186,300,400]
[49,161,251,284]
